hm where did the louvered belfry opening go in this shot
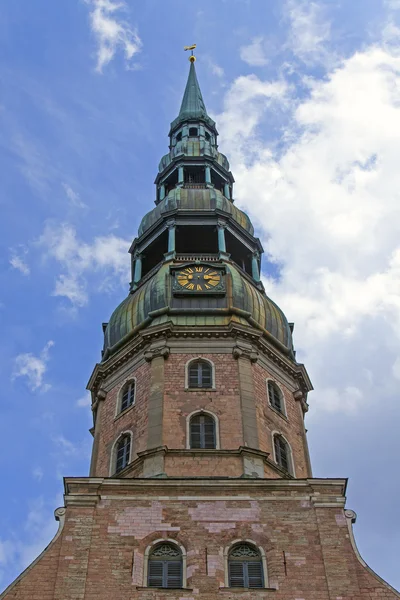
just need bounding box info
[188,359,212,388]
[115,435,130,474]
[190,414,216,449]
[148,543,183,588]
[228,544,264,588]
[268,381,283,413]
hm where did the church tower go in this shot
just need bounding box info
[2,56,399,600]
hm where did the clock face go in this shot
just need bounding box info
[175,266,222,292]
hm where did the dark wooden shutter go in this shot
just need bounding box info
[189,363,200,388]
[229,561,245,587]
[148,561,164,587]
[269,382,282,412]
[274,436,289,471]
[247,562,263,588]
[199,362,212,387]
[203,416,216,448]
[166,561,182,588]
[190,417,202,448]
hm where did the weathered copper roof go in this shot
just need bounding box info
[103,262,293,359]
[170,61,216,132]
[138,187,254,237]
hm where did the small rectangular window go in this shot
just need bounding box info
[189,127,198,136]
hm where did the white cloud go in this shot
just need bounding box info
[284,0,331,65]
[9,251,30,276]
[84,0,142,72]
[62,183,87,209]
[217,75,290,143]
[217,39,400,414]
[38,222,130,307]
[13,341,54,392]
[76,392,92,407]
[240,37,269,66]
[32,467,44,482]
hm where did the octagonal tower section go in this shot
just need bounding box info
[87,61,313,482]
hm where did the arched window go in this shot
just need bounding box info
[120,380,136,413]
[228,543,263,588]
[148,543,182,588]
[267,381,284,414]
[273,434,292,474]
[188,359,213,389]
[115,434,131,474]
[189,414,216,448]
[176,132,182,142]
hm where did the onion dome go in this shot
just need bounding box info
[103,263,294,360]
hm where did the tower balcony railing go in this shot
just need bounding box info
[175,253,220,262]
[182,182,207,189]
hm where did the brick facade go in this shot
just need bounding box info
[2,479,398,600]
[90,346,311,480]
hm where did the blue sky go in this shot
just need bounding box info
[1,0,400,591]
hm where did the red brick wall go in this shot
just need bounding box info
[91,352,312,479]
[94,360,151,477]
[253,362,310,478]
[3,489,398,600]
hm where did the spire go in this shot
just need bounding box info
[178,60,208,122]
[170,60,216,132]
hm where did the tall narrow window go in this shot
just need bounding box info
[120,380,135,412]
[267,381,284,414]
[148,543,182,588]
[115,434,131,474]
[228,544,263,588]
[188,359,213,389]
[273,434,291,473]
[190,414,216,449]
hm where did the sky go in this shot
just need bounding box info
[1,0,400,591]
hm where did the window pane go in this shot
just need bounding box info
[116,436,130,473]
[121,382,135,412]
[190,417,202,448]
[203,416,216,448]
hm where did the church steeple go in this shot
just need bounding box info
[169,59,217,135]
[177,60,209,123]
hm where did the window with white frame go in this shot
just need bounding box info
[120,380,136,413]
[273,434,292,474]
[148,543,182,588]
[188,359,213,389]
[267,381,284,414]
[228,543,264,588]
[189,413,216,448]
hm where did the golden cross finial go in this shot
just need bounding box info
[184,44,197,62]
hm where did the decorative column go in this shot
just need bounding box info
[252,251,260,282]
[159,184,165,201]
[224,183,231,199]
[165,220,176,259]
[205,165,211,185]
[89,388,107,477]
[217,222,227,253]
[133,252,142,284]
[178,166,184,185]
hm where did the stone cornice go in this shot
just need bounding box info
[87,323,313,396]
[64,476,347,506]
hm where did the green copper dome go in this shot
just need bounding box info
[138,187,254,237]
[103,262,294,359]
